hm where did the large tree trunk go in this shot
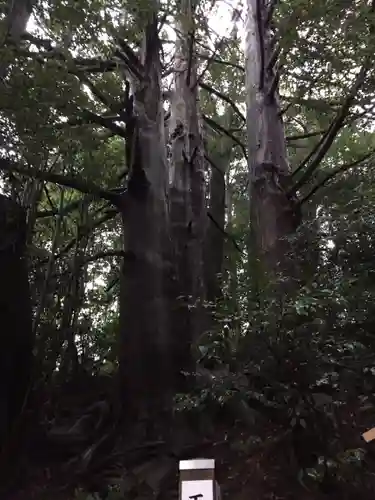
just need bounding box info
[169,0,206,388]
[119,13,173,425]
[245,0,300,278]
[0,194,33,448]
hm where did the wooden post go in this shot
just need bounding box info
[179,459,221,500]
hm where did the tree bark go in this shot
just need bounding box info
[0,194,33,448]
[169,0,207,388]
[245,0,300,279]
[119,13,173,425]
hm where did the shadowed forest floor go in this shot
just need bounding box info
[2,375,375,500]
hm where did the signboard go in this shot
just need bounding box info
[179,459,220,500]
[181,480,213,500]
[363,427,375,443]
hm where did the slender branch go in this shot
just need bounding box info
[290,62,369,193]
[37,209,119,267]
[286,129,326,142]
[74,109,126,138]
[267,43,281,72]
[207,211,243,254]
[194,36,227,89]
[21,33,54,50]
[203,115,247,159]
[0,158,120,205]
[75,72,113,110]
[204,154,225,178]
[197,54,244,72]
[84,250,127,265]
[299,151,375,205]
[200,81,246,122]
[37,194,95,218]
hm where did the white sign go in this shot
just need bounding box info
[181,480,214,500]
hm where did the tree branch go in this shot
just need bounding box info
[37,209,119,267]
[0,158,120,206]
[203,115,247,159]
[290,62,370,194]
[71,109,126,138]
[204,154,225,178]
[197,54,244,73]
[286,129,326,142]
[200,81,246,122]
[299,151,375,206]
[36,194,95,218]
[84,250,127,265]
[207,211,243,254]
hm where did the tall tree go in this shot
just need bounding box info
[118,6,173,424]
[245,0,299,279]
[169,0,206,387]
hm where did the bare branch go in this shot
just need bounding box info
[286,129,326,142]
[0,158,120,205]
[203,115,247,159]
[299,151,375,205]
[84,250,127,265]
[194,36,227,89]
[73,109,126,138]
[207,211,243,254]
[290,62,370,194]
[200,81,246,122]
[36,194,95,218]
[197,54,244,73]
[37,209,119,267]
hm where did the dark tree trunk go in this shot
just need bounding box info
[0,195,33,447]
[119,14,173,425]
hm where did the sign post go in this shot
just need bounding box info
[179,459,221,500]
